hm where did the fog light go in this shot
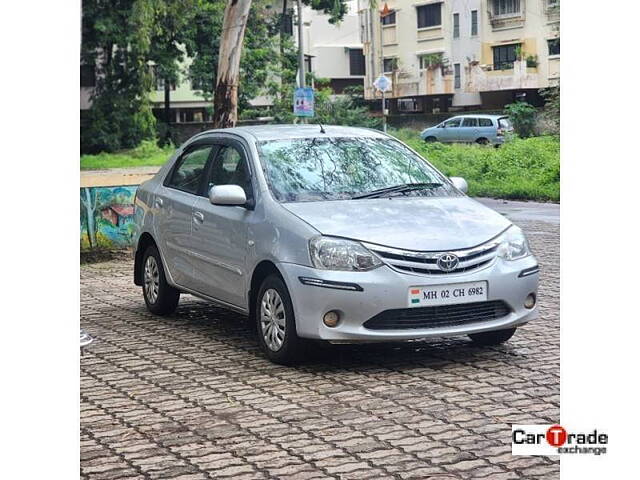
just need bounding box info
[524,293,536,309]
[323,310,340,327]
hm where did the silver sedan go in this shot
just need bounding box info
[133,125,539,364]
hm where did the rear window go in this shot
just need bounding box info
[478,118,493,127]
[498,117,513,129]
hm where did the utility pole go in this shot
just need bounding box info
[379,4,390,133]
[297,0,305,88]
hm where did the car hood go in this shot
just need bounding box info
[282,196,511,251]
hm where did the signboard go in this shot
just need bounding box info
[373,75,392,93]
[293,87,314,117]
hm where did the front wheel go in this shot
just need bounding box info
[424,136,437,143]
[468,327,516,346]
[142,245,180,315]
[255,274,302,365]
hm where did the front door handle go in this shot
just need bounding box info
[193,211,204,223]
[155,197,164,208]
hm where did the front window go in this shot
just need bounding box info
[417,3,442,29]
[383,57,397,73]
[381,10,396,25]
[257,137,459,202]
[349,49,366,76]
[548,38,560,56]
[492,0,521,16]
[493,44,518,70]
[443,118,461,128]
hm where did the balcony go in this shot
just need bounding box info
[469,60,541,92]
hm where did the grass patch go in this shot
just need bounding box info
[391,129,560,202]
[81,140,175,170]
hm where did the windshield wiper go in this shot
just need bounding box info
[352,182,443,199]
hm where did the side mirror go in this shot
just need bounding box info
[449,177,468,194]
[209,184,247,206]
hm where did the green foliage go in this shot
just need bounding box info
[504,102,538,138]
[81,140,175,170]
[81,0,160,153]
[393,131,560,202]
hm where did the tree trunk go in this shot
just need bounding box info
[212,0,253,128]
[164,80,171,144]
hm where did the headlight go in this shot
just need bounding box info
[309,236,383,271]
[497,226,531,261]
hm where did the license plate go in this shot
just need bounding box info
[408,281,488,307]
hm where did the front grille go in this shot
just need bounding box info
[366,241,499,276]
[363,300,510,330]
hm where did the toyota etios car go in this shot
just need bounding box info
[133,125,539,364]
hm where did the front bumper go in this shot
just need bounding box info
[278,256,539,342]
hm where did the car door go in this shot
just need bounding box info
[460,117,479,142]
[477,117,495,140]
[439,117,461,142]
[189,139,255,308]
[153,143,215,288]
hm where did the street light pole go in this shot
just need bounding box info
[379,6,387,133]
[297,0,305,89]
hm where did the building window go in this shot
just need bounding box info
[397,98,422,113]
[416,3,441,29]
[381,10,396,25]
[453,13,459,38]
[454,63,461,88]
[349,49,366,76]
[492,0,520,16]
[419,52,443,69]
[492,44,518,70]
[304,55,313,74]
[80,64,96,87]
[383,57,398,73]
[471,10,478,36]
[548,38,560,56]
[282,12,293,35]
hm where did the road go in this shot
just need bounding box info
[81,200,560,480]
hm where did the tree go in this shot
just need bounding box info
[212,0,253,128]
[81,0,158,153]
[504,102,538,138]
[211,0,350,128]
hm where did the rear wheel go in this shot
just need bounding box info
[142,245,180,315]
[468,327,516,346]
[255,274,302,365]
[476,137,490,145]
[424,136,437,143]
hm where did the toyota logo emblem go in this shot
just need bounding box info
[437,253,459,272]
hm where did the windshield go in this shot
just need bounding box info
[257,136,460,202]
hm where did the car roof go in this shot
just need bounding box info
[451,114,507,119]
[192,124,388,142]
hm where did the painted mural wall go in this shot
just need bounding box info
[80,186,139,250]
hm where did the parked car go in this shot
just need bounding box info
[133,125,538,364]
[420,114,513,145]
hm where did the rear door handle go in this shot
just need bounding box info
[155,198,164,208]
[193,211,204,223]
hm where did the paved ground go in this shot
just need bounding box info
[81,206,560,480]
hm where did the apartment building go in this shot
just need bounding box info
[80,1,364,123]
[358,0,559,113]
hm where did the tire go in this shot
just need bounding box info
[468,327,517,346]
[476,138,490,145]
[255,274,302,365]
[142,245,180,315]
[424,136,437,143]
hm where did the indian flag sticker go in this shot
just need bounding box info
[410,288,421,305]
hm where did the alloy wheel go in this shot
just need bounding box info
[260,288,286,351]
[144,255,160,304]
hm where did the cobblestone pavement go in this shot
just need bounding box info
[81,219,559,480]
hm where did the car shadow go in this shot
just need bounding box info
[163,297,524,373]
